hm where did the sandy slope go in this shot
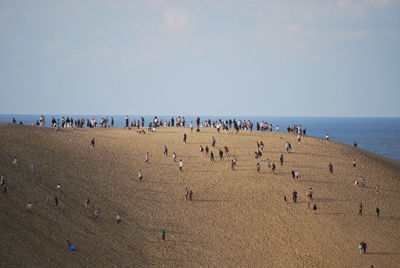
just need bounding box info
[1,123,399,268]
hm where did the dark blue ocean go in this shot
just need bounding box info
[1,114,399,162]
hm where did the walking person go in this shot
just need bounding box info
[185,188,189,201]
[179,160,183,171]
[55,196,59,209]
[291,170,295,179]
[231,160,235,171]
[292,190,298,203]
[90,138,95,147]
[352,159,357,169]
[183,133,187,144]
[210,151,215,162]
[256,162,260,172]
[145,152,149,164]
[279,154,284,166]
[163,146,168,156]
[361,176,365,187]
[138,170,143,181]
[376,207,380,219]
[116,213,121,224]
[358,203,363,215]
[172,152,177,162]
[329,162,333,173]
[188,190,193,200]
[27,202,32,212]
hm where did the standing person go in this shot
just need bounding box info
[313,204,318,215]
[138,170,143,181]
[125,115,129,128]
[172,152,177,162]
[297,134,301,144]
[292,190,298,203]
[205,146,209,156]
[279,154,284,166]
[359,242,364,255]
[3,183,7,194]
[353,141,358,147]
[329,162,333,173]
[27,202,32,212]
[362,242,367,254]
[271,163,276,173]
[295,171,299,179]
[13,157,18,166]
[200,146,204,157]
[184,189,189,201]
[179,160,183,171]
[326,134,329,140]
[358,203,363,215]
[57,183,61,190]
[111,117,114,127]
[256,162,260,172]
[233,155,237,166]
[85,197,90,209]
[376,207,380,219]
[190,121,193,132]
[375,185,380,195]
[211,137,216,147]
[266,159,271,168]
[116,213,121,224]
[361,176,365,187]
[91,138,95,147]
[291,170,295,179]
[161,229,166,240]
[55,197,59,208]
[188,190,193,200]
[183,133,187,144]
[30,162,35,169]
[210,151,215,162]
[164,146,168,156]
[1,174,5,187]
[145,152,149,164]
[231,160,235,171]
[94,209,99,219]
[352,159,357,169]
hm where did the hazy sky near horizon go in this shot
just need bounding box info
[1,0,399,117]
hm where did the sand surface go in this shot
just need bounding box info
[1,123,399,268]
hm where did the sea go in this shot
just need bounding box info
[1,114,399,162]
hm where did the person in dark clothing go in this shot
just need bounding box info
[161,229,166,240]
[91,138,95,147]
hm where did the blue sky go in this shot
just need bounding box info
[1,0,399,117]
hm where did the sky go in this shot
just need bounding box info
[1,0,399,117]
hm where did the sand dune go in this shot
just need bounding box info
[1,123,399,267]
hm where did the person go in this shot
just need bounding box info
[233,155,236,166]
[307,188,313,200]
[57,183,61,190]
[13,157,18,166]
[313,204,318,215]
[145,152,149,164]
[260,141,264,151]
[375,185,380,195]
[164,146,168,156]
[190,121,193,132]
[266,159,271,168]
[354,180,359,186]
[138,170,143,181]
[172,152,177,162]
[352,159,357,169]
[185,188,189,201]
[224,146,229,156]
[85,197,90,209]
[211,137,216,147]
[279,154,284,166]
[94,209,99,219]
[1,174,5,187]
[291,170,295,179]
[125,115,129,128]
[219,149,224,160]
[297,134,301,143]
[231,160,235,171]
[210,151,214,162]
[179,160,183,171]
[326,134,329,140]
[376,207,380,219]
[359,242,364,255]
[27,202,32,212]
[90,138,95,147]
[361,176,365,187]
[295,171,299,179]
[188,190,193,200]
[3,183,7,194]
[362,242,367,254]
[285,142,291,153]
[353,141,357,147]
[116,213,121,224]
[292,190,298,203]
[256,162,260,172]
[329,162,333,173]
[161,229,166,240]
[55,196,59,208]
[183,133,187,144]
[358,203,363,215]
[30,162,35,169]
[284,196,287,203]
[205,146,209,156]
[271,163,276,173]
[200,146,204,157]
